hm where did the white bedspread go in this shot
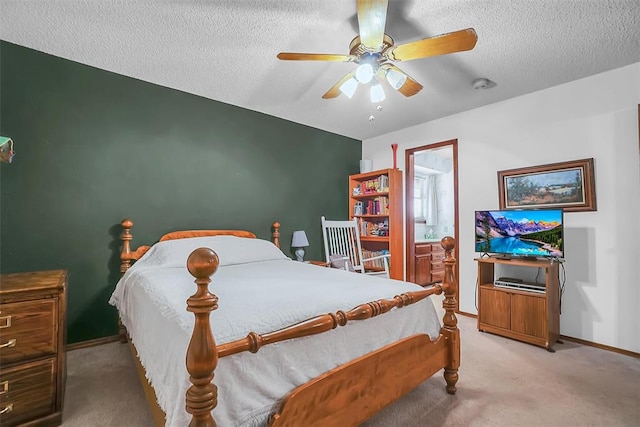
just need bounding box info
[109,236,442,427]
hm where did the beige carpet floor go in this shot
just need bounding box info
[62,312,639,426]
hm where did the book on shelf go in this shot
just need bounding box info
[362,249,390,269]
[357,218,389,237]
[353,174,390,195]
[364,196,389,215]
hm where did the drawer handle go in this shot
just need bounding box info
[0,404,12,414]
[0,339,16,349]
[0,314,10,329]
[0,381,7,395]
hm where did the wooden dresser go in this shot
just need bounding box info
[0,270,67,426]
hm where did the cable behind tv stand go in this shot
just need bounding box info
[475,257,560,352]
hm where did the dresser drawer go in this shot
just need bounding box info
[431,246,445,258]
[431,270,445,283]
[0,357,56,426]
[430,259,445,283]
[415,244,432,255]
[430,259,444,272]
[0,299,57,364]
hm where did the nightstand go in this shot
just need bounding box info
[0,270,67,426]
[307,260,329,267]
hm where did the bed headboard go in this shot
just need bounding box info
[119,219,281,273]
[159,230,257,241]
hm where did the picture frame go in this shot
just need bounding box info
[497,158,596,212]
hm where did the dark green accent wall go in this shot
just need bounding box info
[0,41,361,344]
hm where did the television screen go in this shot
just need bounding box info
[475,209,564,258]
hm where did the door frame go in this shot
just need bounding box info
[405,139,460,311]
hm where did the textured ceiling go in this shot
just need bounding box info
[1,0,639,140]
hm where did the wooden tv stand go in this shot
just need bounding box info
[475,257,560,352]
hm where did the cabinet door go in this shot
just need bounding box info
[414,254,431,286]
[511,294,546,339]
[479,288,510,329]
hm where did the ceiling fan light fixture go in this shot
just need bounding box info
[385,67,407,90]
[277,2,478,102]
[339,77,359,98]
[370,82,385,103]
[355,63,374,84]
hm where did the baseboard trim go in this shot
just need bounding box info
[66,335,121,351]
[457,311,477,319]
[455,311,638,358]
[560,335,639,359]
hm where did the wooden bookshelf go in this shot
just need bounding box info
[349,168,404,280]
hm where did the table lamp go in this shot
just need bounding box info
[291,230,309,262]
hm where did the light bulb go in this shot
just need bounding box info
[385,68,407,90]
[339,77,358,98]
[370,82,385,103]
[355,63,374,84]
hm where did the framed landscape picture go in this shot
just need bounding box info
[498,158,596,212]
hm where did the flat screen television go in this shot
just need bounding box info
[475,209,564,258]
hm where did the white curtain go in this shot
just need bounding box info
[423,175,438,225]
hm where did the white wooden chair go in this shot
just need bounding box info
[321,216,390,278]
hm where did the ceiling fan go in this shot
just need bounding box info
[277,0,478,102]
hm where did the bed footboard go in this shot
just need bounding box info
[270,334,448,426]
[184,236,458,426]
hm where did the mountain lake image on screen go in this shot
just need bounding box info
[475,209,564,258]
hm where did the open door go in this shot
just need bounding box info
[405,139,459,310]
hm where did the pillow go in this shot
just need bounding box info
[134,235,289,269]
[208,235,290,266]
[329,254,356,272]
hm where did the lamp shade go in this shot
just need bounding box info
[291,230,309,247]
[385,67,408,90]
[355,63,374,84]
[339,77,359,98]
[370,82,385,103]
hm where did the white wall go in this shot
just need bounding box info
[363,63,640,353]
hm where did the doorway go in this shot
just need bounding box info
[405,139,459,310]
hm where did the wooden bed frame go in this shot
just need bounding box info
[118,218,460,426]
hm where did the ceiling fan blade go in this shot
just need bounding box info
[277,52,356,62]
[357,0,389,50]
[322,72,356,99]
[378,64,423,97]
[387,28,478,61]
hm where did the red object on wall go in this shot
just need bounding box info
[391,143,398,169]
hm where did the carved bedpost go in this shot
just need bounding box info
[118,219,135,343]
[185,248,220,427]
[272,222,281,249]
[120,219,134,273]
[440,236,460,394]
